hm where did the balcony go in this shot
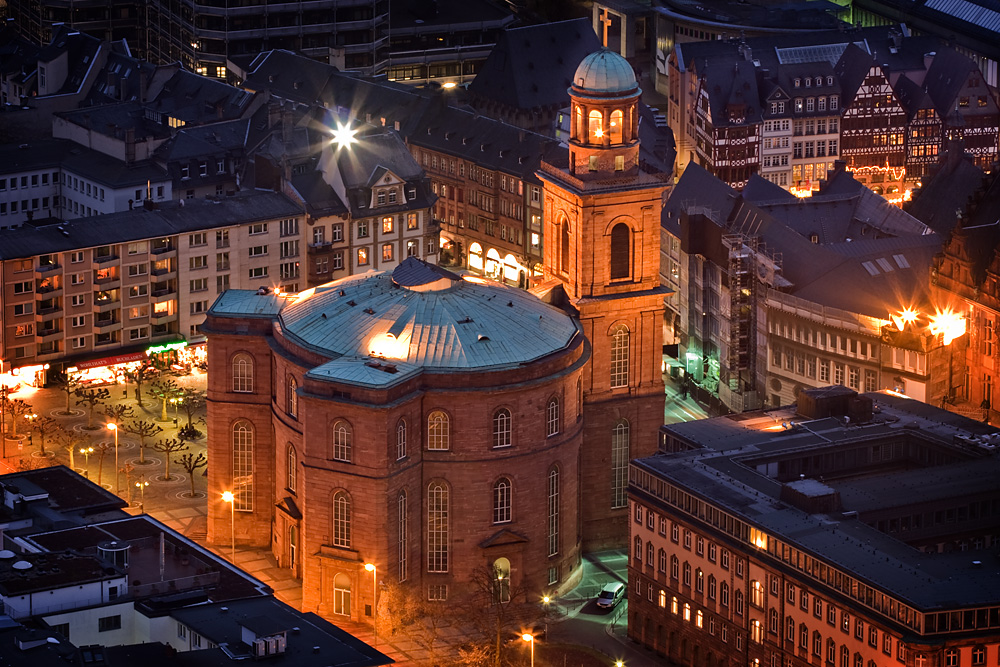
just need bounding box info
[151,312,178,325]
[92,253,118,266]
[94,275,121,290]
[36,281,62,297]
[150,245,177,260]
[93,297,121,314]
[151,265,177,281]
[94,334,119,347]
[37,327,62,342]
[152,289,177,303]
[94,317,122,331]
[35,304,62,320]
[35,261,61,274]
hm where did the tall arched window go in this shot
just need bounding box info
[547,466,559,557]
[333,573,351,616]
[610,109,624,143]
[427,411,450,450]
[493,557,511,603]
[610,324,630,388]
[574,105,583,139]
[634,535,642,559]
[232,353,253,393]
[611,418,629,508]
[493,477,512,523]
[427,481,449,572]
[546,398,560,436]
[396,419,407,460]
[646,541,654,565]
[332,420,352,462]
[232,421,253,511]
[286,445,296,492]
[333,490,351,548]
[560,218,570,275]
[492,408,511,448]
[588,109,603,140]
[398,491,408,582]
[610,223,631,280]
[287,376,298,417]
[469,242,484,271]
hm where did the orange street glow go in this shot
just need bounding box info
[928,309,966,345]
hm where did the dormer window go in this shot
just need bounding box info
[827,76,834,86]
[377,190,386,205]
[815,77,822,87]
[794,78,801,88]
[805,78,811,88]
[388,190,397,204]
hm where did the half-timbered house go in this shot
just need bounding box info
[692,59,761,189]
[895,74,942,185]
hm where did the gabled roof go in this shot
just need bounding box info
[834,43,875,102]
[905,146,984,236]
[242,49,342,105]
[699,59,762,128]
[468,18,601,110]
[146,68,256,125]
[893,73,935,119]
[923,47,978,116]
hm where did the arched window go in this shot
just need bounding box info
[547,466,559,557]
[721,581,730,606]
[560,218,570,275]
[610,222,631,280]
[332,490,351,548]
[683,561,691,586]
[670,555,679,579]
[232,353,253,393]
[427,411,450,450]
[708,574,717,599]
[286,445,296,492]
[634,535,642,559]
[588,109,603,140]
[575,106,583,139]
[658,549,667,573]
[610,109,624,143]
[469,242,483,271]
[735,589,745,615]
[427,481,449,572]
[611,418,629,508]
[287,376,298,417]
[398,491,408,582]
[945,650,959,667]
[288,524,297,570]
[232,421,253,511]
[610,324,630,388]
[646,541,654,565]
[396,419,407,460]
[493,557,511,603]
[333,573,351,616]
[332,420,352,462]
[546,397,560,436]
[493,477,512,523]
[492,408,511,448]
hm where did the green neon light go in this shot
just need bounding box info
[146,341,188,355]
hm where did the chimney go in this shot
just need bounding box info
[282,108,293,143]
[125,127,136,166]
[268,101,281,129]
[139,69,149,103]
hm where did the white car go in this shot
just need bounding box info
[596,582,625,609]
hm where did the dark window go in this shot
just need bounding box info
[560,220,570,274]
[98,615,122,632]
[610,223,630,279]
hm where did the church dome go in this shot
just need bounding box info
[275,257,580,384]
[572,49,638,94]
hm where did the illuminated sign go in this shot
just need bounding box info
[146,341,188,355]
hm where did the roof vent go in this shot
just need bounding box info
[507,301,513,307]
[220,606,228,613]
[347,300,356,307]
[363,307,375,314]
[321,313,327,319]
[458,317,474,324]
[478,334,490,342]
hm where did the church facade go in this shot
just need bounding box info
[203,49,669,619]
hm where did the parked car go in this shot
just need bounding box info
[596,582,625,609]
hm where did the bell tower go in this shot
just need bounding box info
[537,49,670,550]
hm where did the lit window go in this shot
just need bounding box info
[427,411,450,450]
[333,490,351,547]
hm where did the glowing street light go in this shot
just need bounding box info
[79,446,94,478]
[928,309,966,345]
[222,491,236,563]
[522,633,534,667]
[107,423,119,494]
[135,475,149,510]
[331,121,358,150]
[890,308,919,331]
[365,562,378,646]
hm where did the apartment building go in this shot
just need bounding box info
[0,191,302,375]
[629,387,1000,667]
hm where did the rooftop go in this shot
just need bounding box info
[636,389,1000,610]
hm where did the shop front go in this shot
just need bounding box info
[62,340,207,387]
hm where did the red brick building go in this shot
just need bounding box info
[535,48,671,548]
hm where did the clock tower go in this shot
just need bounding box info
[536,49,670,548]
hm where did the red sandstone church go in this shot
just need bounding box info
[203,49,670,619]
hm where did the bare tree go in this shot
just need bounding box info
[94,441,113,487]
[122,419,162,464]
[75,387,110,429]
[123,363,154,406]
[104,403,136,427]
[5,399,33,437]
[177,388,206,435]
[380,581,456,666]
[49,371,81,415]
[455,563,542,667]
[52,428,79,470]
[150,379,181,422]
[176,452,207,497]
[30,415,61,455]
[151,437,188,480]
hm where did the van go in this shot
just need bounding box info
[596,582,625,609]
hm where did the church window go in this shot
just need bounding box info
[610,109,623,143]
[548,466,560,556]
[333,573,351,615]
[427,481,449,571]
[332,420,352,462]
[333,490,351,547]
[398,491,408,581]
[428,411,450,450]
[588,110,603,140]
[286,376,297,418]
[493,477,512,523]
[232,421,253,511]
[232,353,253,392]
[492,408,512,448]
[612,418,630,508]
[610,223,630,279]
[546,397,560,436]
[610,324,630,388]
[396,419,407,460]
[286,445,296,492]
[560,218,570,274]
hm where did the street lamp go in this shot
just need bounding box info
[222,491,236,563]
[522,633,534,667]
[365,562,378,646]
[79,446,94,478]
[615,661,624,667]
[107,423,119,494]
[135,475,149,510]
